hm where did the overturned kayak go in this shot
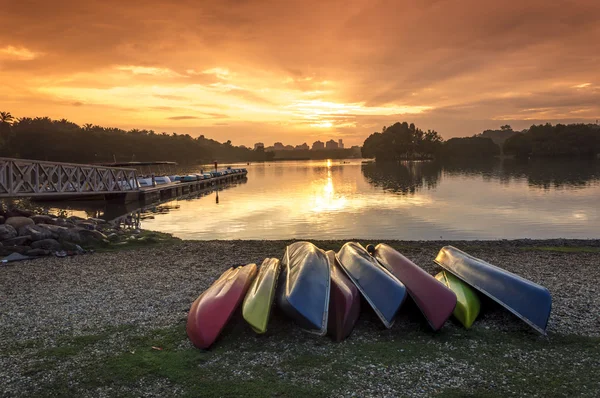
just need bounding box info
[187,263,258,349]
[435,270,481,329]
[336,242,407,328]
[373,244,457,331]
[242,258,281,334]
[434,246,552,335]
[325,250,361,341]
[276,242,331,335]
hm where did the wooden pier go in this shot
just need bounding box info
[137,173,247,204]
[0,157,247,203]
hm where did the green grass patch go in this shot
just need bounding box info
[8,322,600,397]
[520,246,600,253]
[92,230,182,253]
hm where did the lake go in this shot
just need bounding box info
[106,158,600,240]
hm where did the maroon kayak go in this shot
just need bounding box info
[325,250,361,341]
[187,263,258,349]
[373,244,456,331]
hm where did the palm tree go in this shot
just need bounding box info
[0,111,14,124]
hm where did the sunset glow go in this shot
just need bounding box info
[1,0,599,146]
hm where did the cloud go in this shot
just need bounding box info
[0,0,599,145]
[167,115,199,120]
[116,65,184,77]
[0,45,40,60]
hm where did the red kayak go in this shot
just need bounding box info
[325,250,361,342]
[187,263,258,349]
[372,244,456,331]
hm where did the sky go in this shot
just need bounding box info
[1,0,599,147]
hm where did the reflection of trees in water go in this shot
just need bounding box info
[362,159,600,193]
[501,159,600,189]
[361,161,442,195]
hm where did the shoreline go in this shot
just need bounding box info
[2,238,599,397]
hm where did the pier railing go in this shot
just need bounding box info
[0,157,139,198]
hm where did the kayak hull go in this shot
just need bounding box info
[243,258,281,334]
[187,263,258,349]
[325,250,361,341]
[434,246,551,335]
[374,244,457,331]
[435,270,481,329]
[336,242,407,328]
[276,242,331,335]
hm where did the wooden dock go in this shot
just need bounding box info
[0,156,247,203]
[137,172,247,204]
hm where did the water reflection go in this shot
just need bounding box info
[7,159,600,240]
[362,161,442,195]
[362,159,600,194]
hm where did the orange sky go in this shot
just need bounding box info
[1,0,599,146]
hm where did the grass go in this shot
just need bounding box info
[520,246,600,253]
[90,230,182,253]
[6,317,600,398]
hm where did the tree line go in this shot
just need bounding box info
[361,122,500,161]
[503,123,600,159]
[362,121,600,161]
[0,112,273,164]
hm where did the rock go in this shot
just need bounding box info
[18,225,54,241]
[5,208,34,218]
[61,241,79,251]
[57,227,83,243]
[36,224,67,234]
[51,218,74,228]
[26,248,51,257]
[76,221,96,230]
[67,215,86,223]
[107,233,120,242]
[88,217,107,224]
[5,216,35,230]
[79,229,108,243]
[0,224,17,241]
[30,215,53,224]
[31,239,63,251]
[0,245,31,256]
[2,236,32,246]
[0,216,4,224]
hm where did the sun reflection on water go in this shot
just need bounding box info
[311,159,347,213]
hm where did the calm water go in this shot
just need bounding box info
[128,158,600,240]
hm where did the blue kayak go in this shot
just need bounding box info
[336,242,407,328]
[276,242,331,335]
[434,246,552,335]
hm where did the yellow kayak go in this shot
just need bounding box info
[435,270,481,329]
[242,258,281,333]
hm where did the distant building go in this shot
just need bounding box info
[295,143,309,150]
[254,142,265,150]
[338,139,344,149]
[312,140,325,150]
[273,142,285,150]
[326,139,338,150]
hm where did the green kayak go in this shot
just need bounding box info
[242,258,281,333]
[435,270,481,329]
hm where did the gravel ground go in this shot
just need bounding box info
[1,239,599,397]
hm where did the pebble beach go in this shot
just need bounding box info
[1,239,599,397]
